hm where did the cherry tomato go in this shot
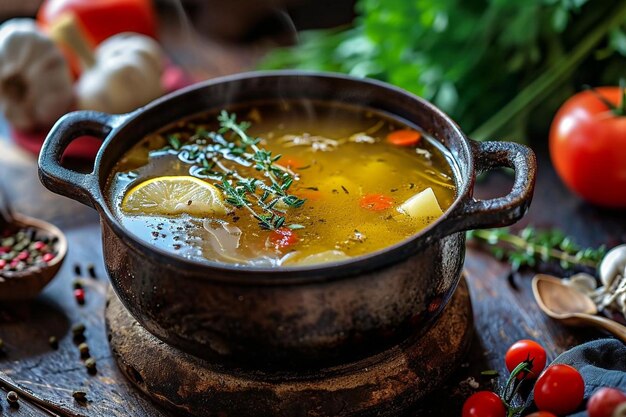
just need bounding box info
[549,86,626,208]
[587,387,626,417]
[505,340,547,380]
[359,194,394,211]
[462,391,506,417]
[534,364,585,415]
[387,129,422,146]
[269,227,299,250]
[525,412,557,417]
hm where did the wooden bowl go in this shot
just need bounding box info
[0,214,68,302]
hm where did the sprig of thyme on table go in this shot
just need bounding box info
[154,111,305,230]
[467,227,606,272]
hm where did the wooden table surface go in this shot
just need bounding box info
[0,40,625,417]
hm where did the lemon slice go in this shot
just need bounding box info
[122,176,227,216]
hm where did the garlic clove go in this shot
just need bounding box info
[599,244,626,288]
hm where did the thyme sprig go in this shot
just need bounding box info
[467,227,606,272]
[154,111,305,230]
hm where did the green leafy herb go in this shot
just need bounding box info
[157,111,305,230]
[467,227,606,271]
[260,0,626,141]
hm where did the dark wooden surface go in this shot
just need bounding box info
[0,23,625,416]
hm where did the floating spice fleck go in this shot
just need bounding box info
[78,343,90,358]
[48,336,58,350]
[6,391,18,407]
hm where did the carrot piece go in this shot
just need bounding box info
[359,194,394,211]
[387,129,422,146]
[269,227,300,249]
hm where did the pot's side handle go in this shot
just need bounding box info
[449,140,537,231]
[38,111,124,208]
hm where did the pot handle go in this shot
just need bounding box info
[446,140,536,232]
[38,111,124,208]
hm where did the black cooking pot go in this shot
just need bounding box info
[39,71,536,371]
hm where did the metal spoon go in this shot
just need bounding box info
[532,274,626,343]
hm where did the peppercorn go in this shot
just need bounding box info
[6,391,18,407]
[74,288,85,305]
[48,336,59,350]
[87,263,97,279]
[85,358,97,374]
[72,390,87,403]
[71,323,86,337]
[42,253,55,263]
[78,343,90,358]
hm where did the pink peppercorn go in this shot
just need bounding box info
[33,241,46,251]
[74,288,85,305]
[0,247,9,254]
[0,260,6,269]
[10,259,19,268]
[42,253,55,263]
[17,251,29,261]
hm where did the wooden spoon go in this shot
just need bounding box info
[532,274,626,343]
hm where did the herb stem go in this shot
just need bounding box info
[472,229,599,268]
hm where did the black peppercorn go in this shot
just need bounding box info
[6,391,18,407]
[48,336,59,350]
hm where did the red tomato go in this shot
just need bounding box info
[38,0,157,45]
[505,340,547,380]
[526,413,557,417]
[269,227,299,249]
[549,86,626,208]
[534,364,585,415]
[359,194,394,211]
[462,391,506,417]
[587,387,626,417]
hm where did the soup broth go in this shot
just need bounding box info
[106,101,457,266]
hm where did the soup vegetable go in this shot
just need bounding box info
[107,101,456,266]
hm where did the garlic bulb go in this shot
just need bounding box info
[0,18,73,131]
[50,14,164,114]
[75,32,164,114]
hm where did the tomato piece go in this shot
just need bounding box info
[269,227,299,249]
[462,391,506,417]
[534,364,585,415]
[38,0,157,45]
[387,129,422,146]
[505,340,547,380]
[587,387,626,417]
[525,412,557,417]
[549,86,626,208]
[360,194,394,211]
[282,156,305,170]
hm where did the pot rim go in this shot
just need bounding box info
[92,71,474,283]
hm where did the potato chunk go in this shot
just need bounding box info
[397,187,443,219]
